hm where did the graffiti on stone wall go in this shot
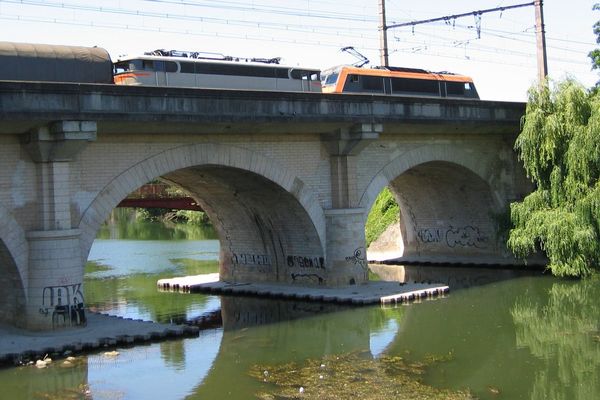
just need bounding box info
[232,253,272,266]
[287,255,325,269]
[417,228,443,243]
[291,273,324,285]
[445,225,487,248]
[345,247,368,271]
[417,226,488,249]
[39,283,86,329]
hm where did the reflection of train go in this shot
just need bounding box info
[113,49,322,92]
[321,65,479,99]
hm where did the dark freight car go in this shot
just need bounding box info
[0,41,113,84]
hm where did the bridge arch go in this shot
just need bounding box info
[361,144,508,264]
[0,202,28,326]
[79,143,326,284]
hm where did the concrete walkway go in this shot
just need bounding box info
[0,312,199,367]
[158,274,449,305]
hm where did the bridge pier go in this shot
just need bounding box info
[321,124,383,286]
[26,229,85,330]
[321,123,382,285]
[325,209,368,285]
[19,121,96,330]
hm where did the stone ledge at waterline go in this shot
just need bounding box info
[157,273,449,305]
[0,312,199,367]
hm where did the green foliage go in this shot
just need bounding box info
[174,209,210,225]
[508,80,600,277]
[365,187,399,246]
[590,4,600,72]
[134,207,170,222]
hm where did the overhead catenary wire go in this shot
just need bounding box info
[385,1,535,30]
[1,0,591,51]
[0,0,594,77]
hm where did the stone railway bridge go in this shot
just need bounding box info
[0,81,529,330]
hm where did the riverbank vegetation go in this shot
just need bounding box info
[365,188,399,247]
[508,80,600,277]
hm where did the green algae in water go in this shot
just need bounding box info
[249,352,473,400]
[85,260,112,274]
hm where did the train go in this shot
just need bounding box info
[0,41,479,99]
[321,65,479,99]
[113,49,322,92]
[0,41,113,84]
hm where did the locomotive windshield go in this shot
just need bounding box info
[323,73,339,85]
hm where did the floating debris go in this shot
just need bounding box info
[34,355,53,368]
[250,352,474,399]
[488,386,501,395]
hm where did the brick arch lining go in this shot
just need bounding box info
[359,145,497,215]
[78,143,326,283]
[361,146,509,264]
[162,166,325,283]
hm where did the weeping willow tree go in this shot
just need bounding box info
[589,4,600,72]
[508,80,600,277]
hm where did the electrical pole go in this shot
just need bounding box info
[534,0,548,81]
[383,2,548,81]
[379,0,389,67]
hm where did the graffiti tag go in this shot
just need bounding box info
[345,247,368,270]
[290,273,324,284]
[232,253,272,266]
[446,225,487,248]
[287,255,325,269]
[417,228,443,243]
[39,283,86,328]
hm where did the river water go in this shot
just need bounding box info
[1,219,599,399]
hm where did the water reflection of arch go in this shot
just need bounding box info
[0,202,27,326]
[360,145,507,263]
[78,143,325,284]
[188,297,403,398]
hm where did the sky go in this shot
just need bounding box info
[0,0,598,102]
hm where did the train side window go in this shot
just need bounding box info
[195,62,279,78]
[153,61,177,72]
[362,76,383,91]
[165,61,178,72]
[392,78,439,94]
[446,82,466,96]
[114,62,129,74]
[290,69,305,79]
[129,60,144,71]
[274,68,288,79]
[142,60,155,71]
[180,62,195,73]
[290,69,320,81]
